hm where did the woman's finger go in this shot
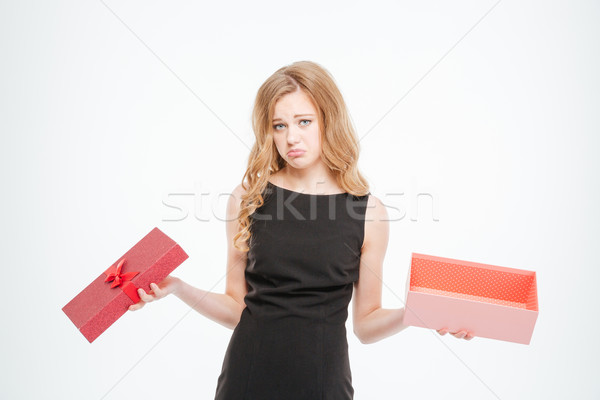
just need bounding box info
[452,330,467,339]
[129,302,144,311]
[437,328,448,335]
[465,332,475,340]
[150,282,163,298]
[138,288,154,302]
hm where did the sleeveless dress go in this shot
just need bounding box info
[214,181,370,400]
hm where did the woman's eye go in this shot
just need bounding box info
[273,120,310,131]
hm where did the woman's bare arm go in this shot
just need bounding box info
[352,195,473,343]
[129,183,249,330]
[352,195,408,344]
[170,276,246,330]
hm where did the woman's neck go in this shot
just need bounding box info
[273,165,341,194]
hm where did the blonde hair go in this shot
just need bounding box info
[233,60,370,251]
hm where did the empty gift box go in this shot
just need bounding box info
[403,253,538,344]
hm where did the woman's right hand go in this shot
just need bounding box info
[437,327,475,340]
[128,275,181,311]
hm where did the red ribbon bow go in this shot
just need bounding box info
[104,258,141,303]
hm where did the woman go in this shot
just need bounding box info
[129,60,474,399]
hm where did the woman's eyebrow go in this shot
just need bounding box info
[272,114,315,122]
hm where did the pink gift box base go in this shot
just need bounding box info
[403,253,539,344]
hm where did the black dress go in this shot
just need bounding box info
[214,181,370,400]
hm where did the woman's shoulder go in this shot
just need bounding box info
[364,194,388,227]
[231,182,248,197]
[227,183,248,214]
[362,193,389,249]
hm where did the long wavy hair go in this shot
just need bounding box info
[233,60,370,251]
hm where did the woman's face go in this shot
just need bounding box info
[271,90,322,171]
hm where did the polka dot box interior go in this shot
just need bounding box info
[403,253,539,344]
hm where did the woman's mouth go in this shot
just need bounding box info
[287,150,305,157]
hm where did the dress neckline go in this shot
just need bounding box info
[267,181,347,197]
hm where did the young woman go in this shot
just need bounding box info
[129,61,474,399]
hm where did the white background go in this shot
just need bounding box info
[1,1,599,399]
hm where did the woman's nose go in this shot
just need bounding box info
[286,126,301,143]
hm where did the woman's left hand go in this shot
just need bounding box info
[437,328,475,340]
